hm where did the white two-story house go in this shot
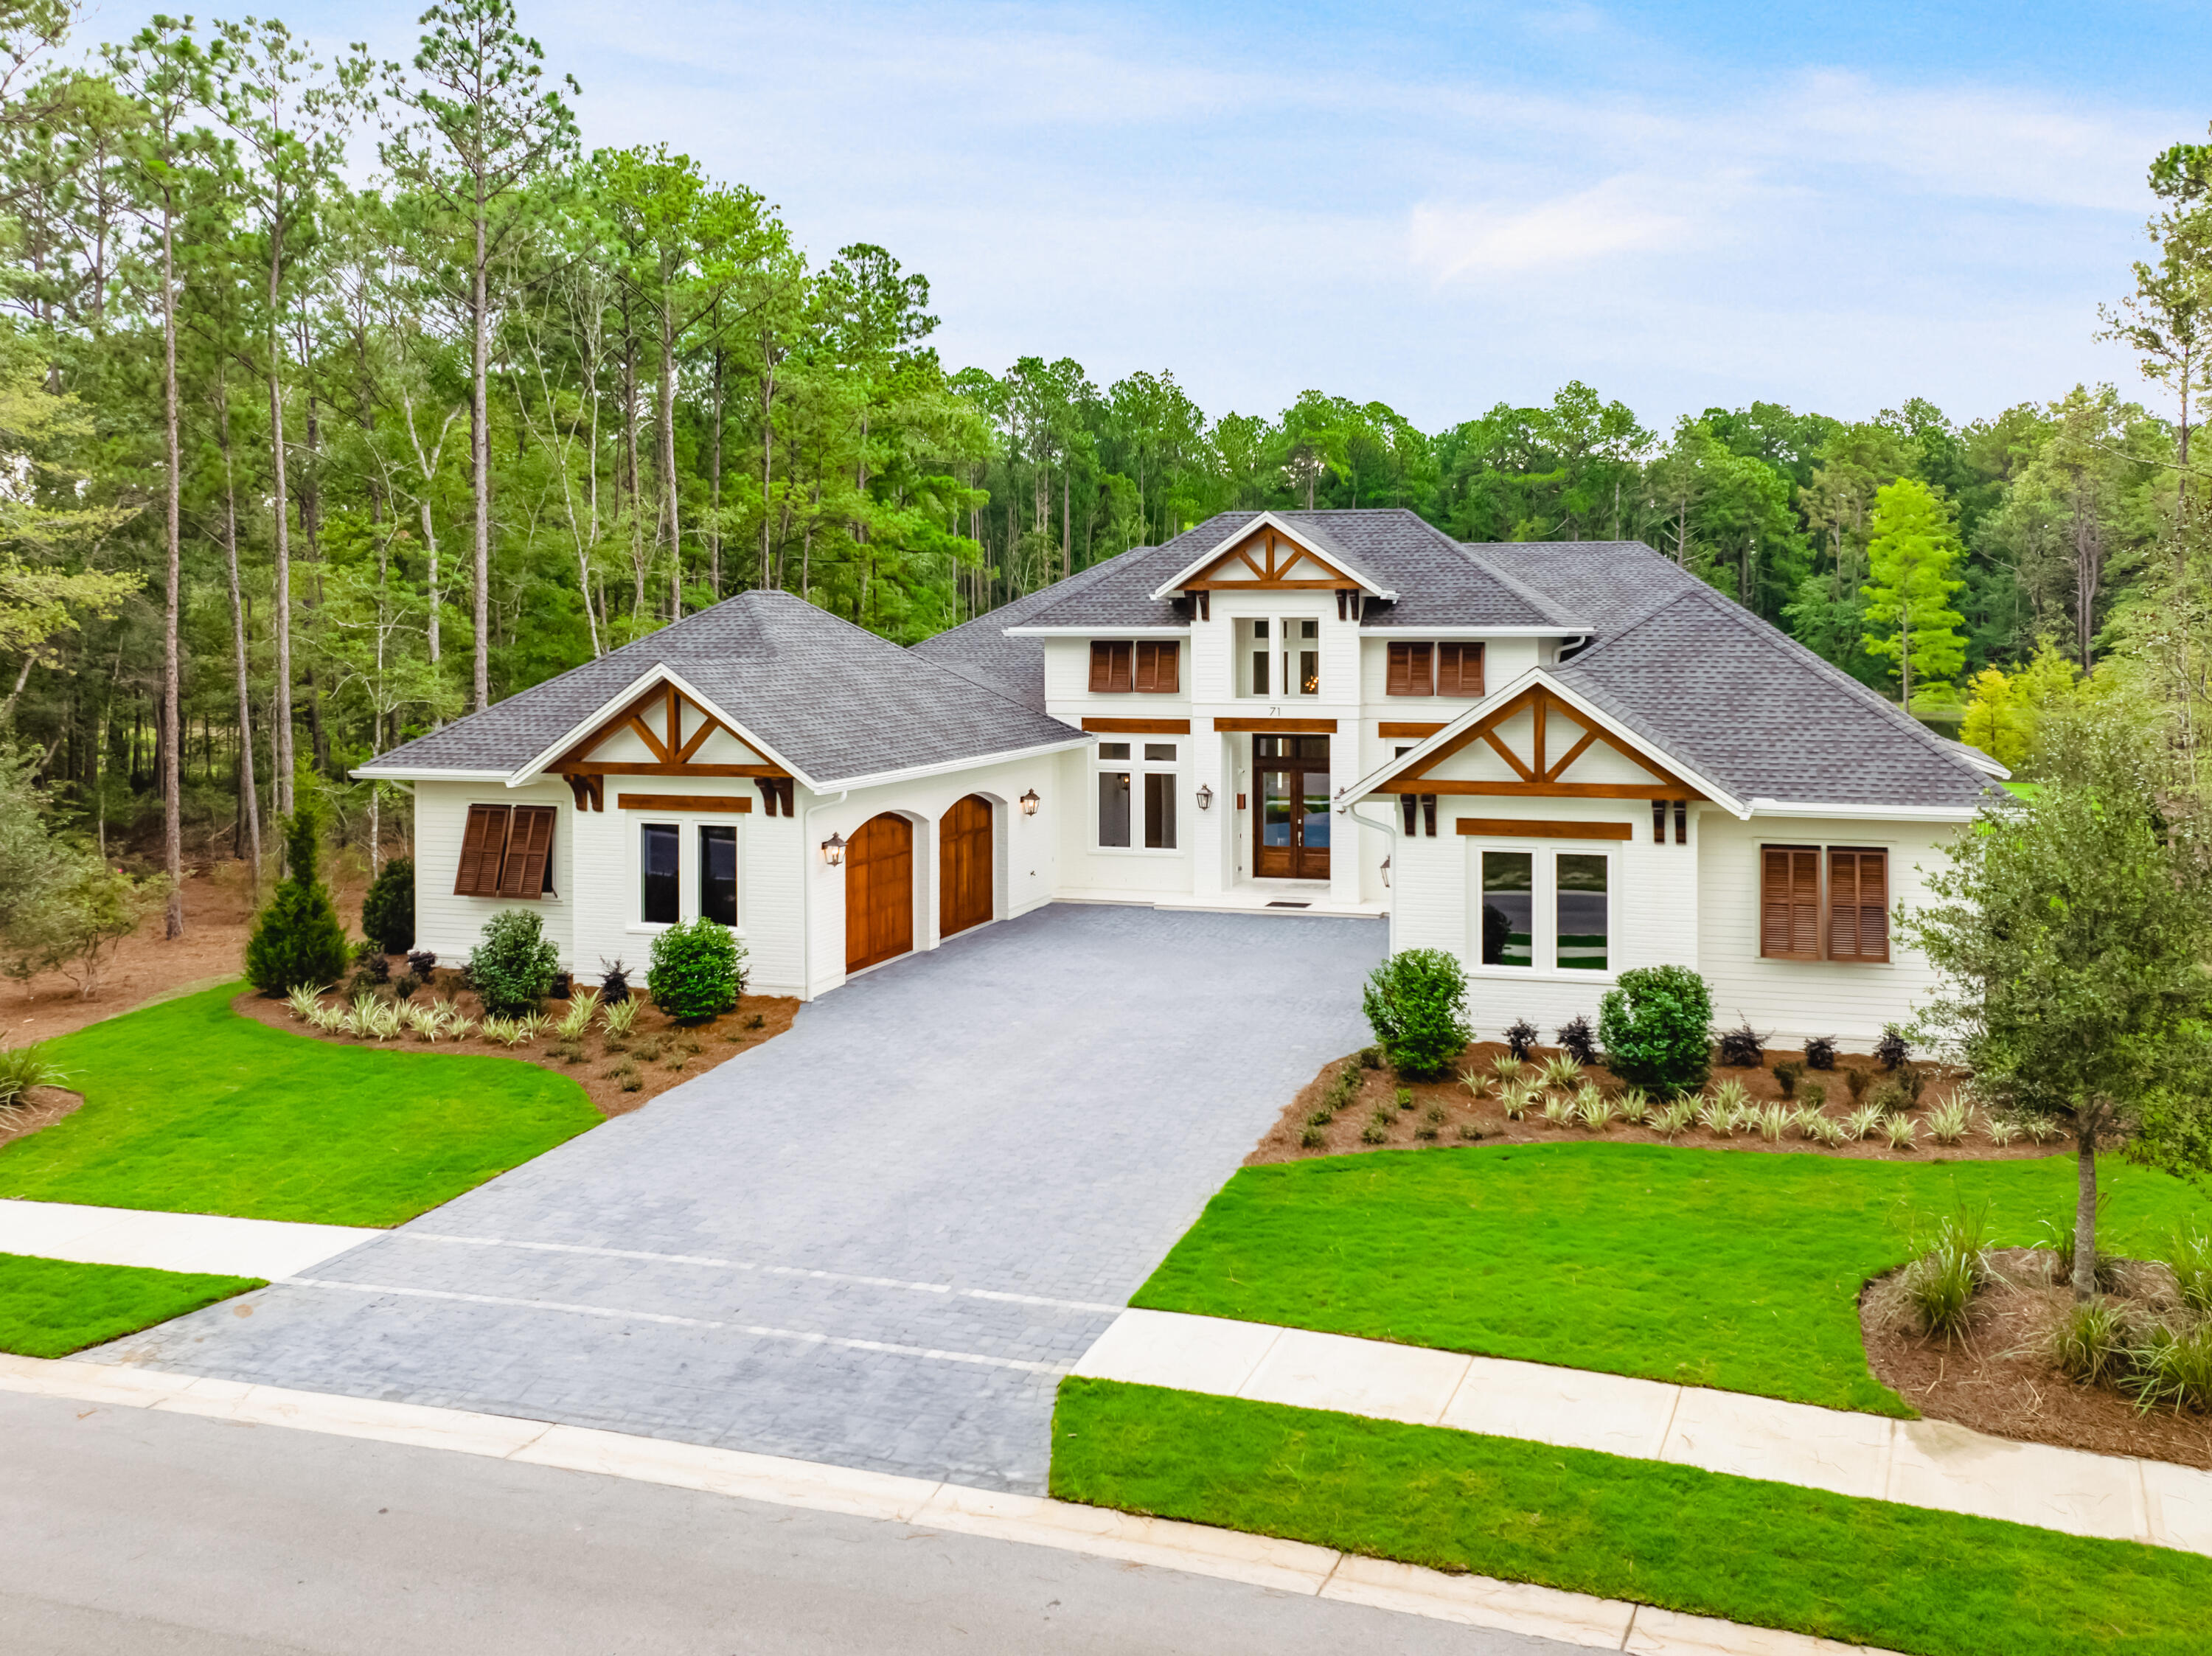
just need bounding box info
[361,509,2000,1045]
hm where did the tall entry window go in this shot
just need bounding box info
[1557,853,1609,970]
[640,823,680,924]
[1481,852,1533,966]
[698,824,737,926]
[1253,735,1329,878]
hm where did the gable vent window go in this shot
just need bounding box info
[1761,844,1887,963]
[454,803,557,899]
[1089,641,1179,694]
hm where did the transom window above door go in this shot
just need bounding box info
[1236,617,1322,697]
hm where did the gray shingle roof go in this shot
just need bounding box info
[908,555,1129,711]
[1475,540,1994,809]
[363,590,1082,786]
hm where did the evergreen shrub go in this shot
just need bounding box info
[1597,965,1713,1096]
[467,910,561,1017]
[645,918,746,1020]
[244,799,352,995]
[1360,948,1471,1079]
[360,857,414,953]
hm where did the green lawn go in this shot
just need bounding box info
[0,1252,263,1357]
[0,983,601,1226]
[1133,1142,2211,1414]
[1053,1379,2212,1656]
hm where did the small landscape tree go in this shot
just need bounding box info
[1597,966,1712,1096]
[1360,948,1472,1079]
[360,856,416,954]
[1902,700,2212,1298]
[646,917,745,1020]
[245,796,352,994]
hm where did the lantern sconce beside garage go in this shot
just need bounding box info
[821,832,845,867]
[1019,789,1040,817]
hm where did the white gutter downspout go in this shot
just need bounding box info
[1343,796,1399,951]
[799,790,848,1001]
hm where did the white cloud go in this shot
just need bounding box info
[1409,177,1694,279]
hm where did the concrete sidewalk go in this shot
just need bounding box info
[1072,1307,2212,1556]
[0,1198,378,1280]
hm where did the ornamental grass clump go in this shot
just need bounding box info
[1901,1206,1989,1341]
[283,985,327,1021]
[1615,1088,1652,1127]
[600,996,641,1038]
[1696,1095,1735,1138]
[1753,1102,1792,1143]
[1540,1053,1583,1090]
[2129,1321,2212,1414]
[1926,1096,1972,1146]
[244,797,352,995]
[1571,1082,1615,1130]
[554,992,600,1043]
[1540,1090,1576,1127]
[2168,1228,2212,1316]
[1845,1102,1885,1141]
[467,911,561,1018]
[1497,1079,1537,1120]
[1596,965,1711,1097]
[0,1042,68,1113]
[646,918,747,1021]
[1657,1096,1697,1138]
[1884,1113,1919,1152]
[2045,1298,2143,1388]
[1489,1053,1526,1086]
[1360,949,1472,1079]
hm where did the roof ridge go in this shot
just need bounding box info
[1574,582,1988,790]
[1450,542,1582,630]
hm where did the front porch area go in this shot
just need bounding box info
[1059,879,1387,919]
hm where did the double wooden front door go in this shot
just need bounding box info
[939,794,993,939]
[1254,735,1331,880]
[846,813,914,972]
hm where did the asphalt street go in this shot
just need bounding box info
[0,1388,1573,1656]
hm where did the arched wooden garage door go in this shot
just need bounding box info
[845,813,915,973]
[939,794,994,939]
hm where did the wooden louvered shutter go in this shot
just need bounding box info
[454,804,512,897]
[1760,845,1820,959]
[1091,641,1133,692]
[1439,642,1484,696]
[1828,849,1889,961]
[498,806,557,898]
[1387,641,1430,696]
[1136,640,1178,693]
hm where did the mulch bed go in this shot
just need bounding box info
[230,969,799,1119]
[0,1086,86,1154]
[1249,1042,2048,1166]
[1863,1248,2212,1470]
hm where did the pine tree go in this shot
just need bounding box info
[1860,478,1967,709]
[244,793,352,993]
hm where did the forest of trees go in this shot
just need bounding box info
[1,0,2209,945]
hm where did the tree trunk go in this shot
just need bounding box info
[219,380,261,900]
[709,336,723,598]
[2072,1107,2101,1301]
[660,301,681,619]
[161,202,183,939]
[471,171,493,712]
[267,303,295,820]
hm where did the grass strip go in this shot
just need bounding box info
[0,1251,263,1358]
[0,982,601,1226]
[1053,1377,2211,1656]
[1134,1142,2211,1414]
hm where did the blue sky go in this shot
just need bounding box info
[77,1,2212,431]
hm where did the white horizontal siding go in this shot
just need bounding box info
[411,779,577,970]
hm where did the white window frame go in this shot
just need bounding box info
[1464,838,1619,984]
[1093,738,1183,855]
[1236,613,1324,700]
[626,810,749,933]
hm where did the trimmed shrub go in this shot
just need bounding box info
[359,856,415,953]
[244,798,352,995]
[1596,966,1712,1096]
[646,917,747,1020]
[467,910,561,1017]
[1360,947,1472,1079]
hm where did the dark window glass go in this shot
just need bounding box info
[1482,851,1533,967]
[1557,853,1609,971]
[641,823,680,924]
[1098,771,1131,846]
[1299,649,1319,695]
[1144,773,1177,849]
[1144,742,1176,762]
[1098,741,1130,759]
[699,825,737,926]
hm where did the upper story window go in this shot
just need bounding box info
[1386,641,1485,697]
[1237,617,1321,697]
[1090,640,1179,694]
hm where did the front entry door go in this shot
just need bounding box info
[846,813,915,972]
[1253,735,1331,880]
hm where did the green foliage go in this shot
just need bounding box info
[466,908,561,1017]
[1596,966,1712,1096]
[644,916,746,1020]
[244,797,351,995]
[0,1253,263,1359]
[0,982,597,1225]
[0,1040,67,1107]
[1959,641,2081,770]
[1358,948,1470,1079]
[1860,477,1967,702]
[1900,1206,1989,1340]
[360,857,416,953]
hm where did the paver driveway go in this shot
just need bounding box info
[113,904,1383,1492]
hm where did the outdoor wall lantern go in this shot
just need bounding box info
[1195,784,1214,811]
[821,832,846,867]
[1019,789,1041,816]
